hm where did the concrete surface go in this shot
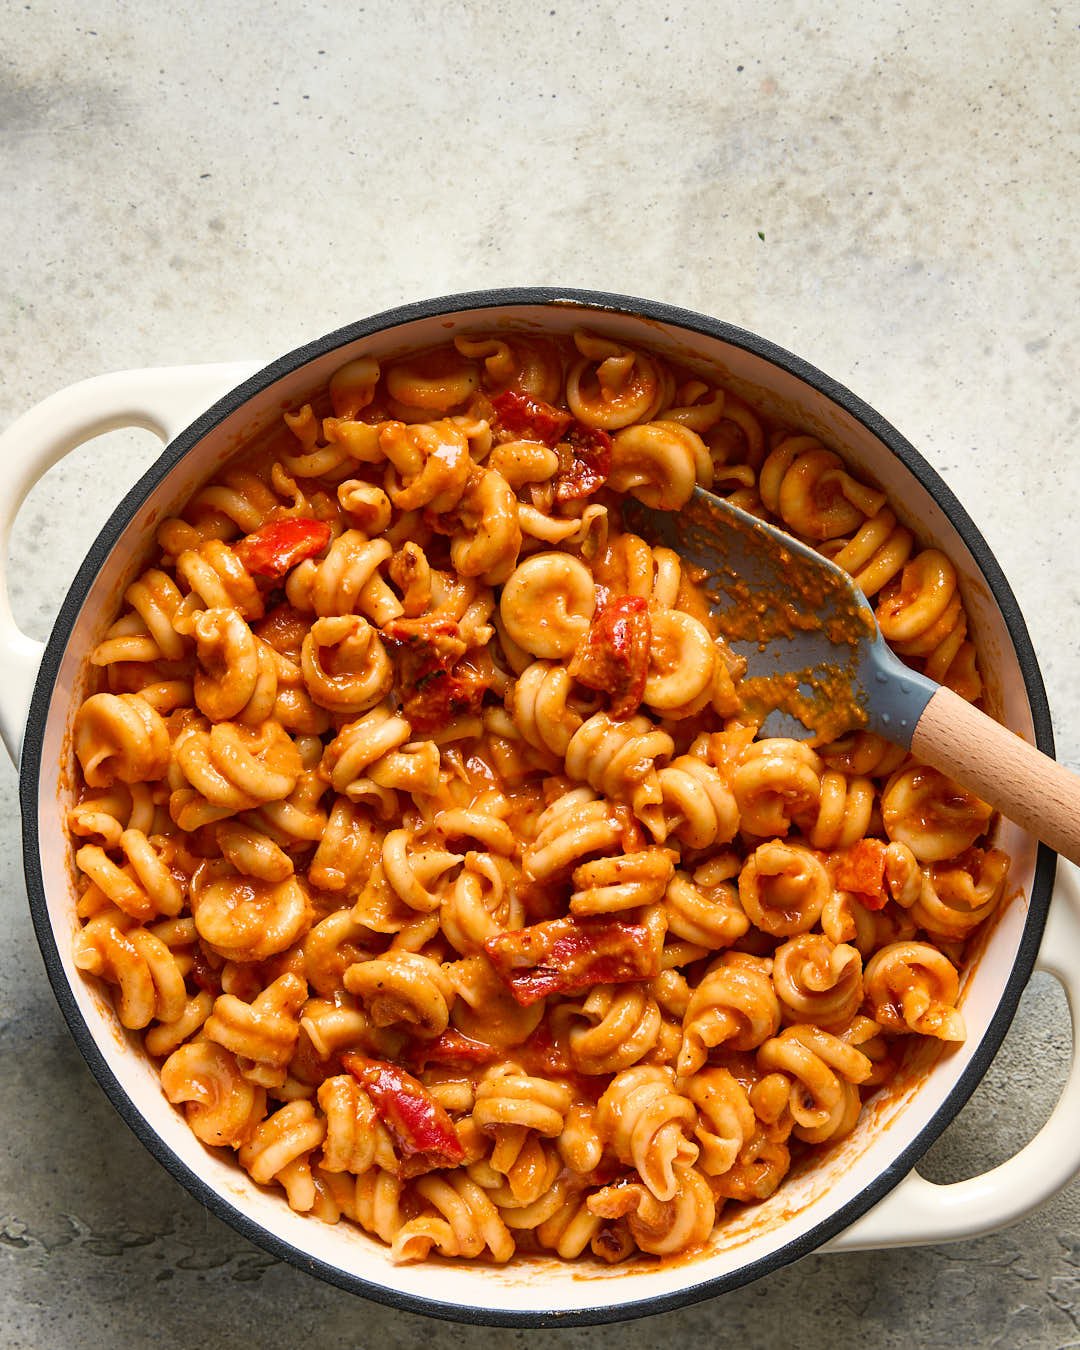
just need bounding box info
[2,1,1079,1346]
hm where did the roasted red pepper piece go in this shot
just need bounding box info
[233,518,331,578]
[403,1029,499,1072]
[380,617,490,732]
[484,914,660,1007]
[489,389,573,447]
[831,838,888,909]
[405,665,490,733]
[568,595,651,720]
[342,1053,465,1168]
[554,422,612,501]
[382,616,466,683]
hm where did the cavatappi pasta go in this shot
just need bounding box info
[69,328,1008,1264]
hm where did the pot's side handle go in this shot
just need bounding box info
[826,858,1080,1252]
[0,362,263,766]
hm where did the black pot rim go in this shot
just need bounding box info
[19,286,1058,1328]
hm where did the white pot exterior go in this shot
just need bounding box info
[18,293,1056,1324]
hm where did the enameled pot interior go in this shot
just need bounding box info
[22,293,1053,1325]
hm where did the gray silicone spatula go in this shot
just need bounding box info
[626,485,1080,866]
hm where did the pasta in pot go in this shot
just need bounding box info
[67,325,1007,1266]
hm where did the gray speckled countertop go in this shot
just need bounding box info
[2,3,1079,1346]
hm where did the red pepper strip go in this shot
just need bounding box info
[830,838,888,910]
[554,422,612,501]
[342,1053,465,1166]
[403,1029,499,1072]
[568,595,651,720]
[489,389,573,447]
[484,914,660,1007]
[233,518,331,578]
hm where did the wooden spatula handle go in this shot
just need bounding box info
[911,686,1080,866]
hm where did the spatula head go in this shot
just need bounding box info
[625,486,936,746]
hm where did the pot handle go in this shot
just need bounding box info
[0,362,262,765]
[826,857,1080,1251]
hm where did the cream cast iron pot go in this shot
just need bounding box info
[4,288,1080,1327]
